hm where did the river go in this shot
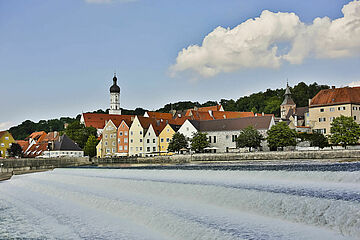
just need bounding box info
[1,163,360,239]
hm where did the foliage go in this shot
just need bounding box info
[236,126,264,151]
[83,135,99,158]
[297,132,329,149]
[65,121,97,149]
[190,132,210,153]
[267,122,297,150]
[168,133,188,153]
[9,118,77,140]
[7,143,23,158]
[329,115,360,147]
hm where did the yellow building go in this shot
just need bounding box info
[0,131,15,158]
[309,86,360,135]
[158,124,181,155]
[96,139,103,158]
[101,120,118,157]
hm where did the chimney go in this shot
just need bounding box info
[194,106,198,111]
[262,112,264,116]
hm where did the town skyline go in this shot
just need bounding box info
[1,0,359,130]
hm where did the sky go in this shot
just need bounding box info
[1,0,360,130]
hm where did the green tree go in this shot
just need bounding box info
[83,135,99,158]
[309,132,329,149]
[267,122,297,150]
[65,121,97,149]
[7,143,23,158]
[190,132,210,153]
[329,115,360,148]
[168,133,188,153]
[236,126,264,151]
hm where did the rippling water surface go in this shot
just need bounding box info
[1,163,360,239]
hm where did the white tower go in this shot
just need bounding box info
[109,73,121,115]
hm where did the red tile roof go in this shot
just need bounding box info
[27,131,47,143]
[145,111,173,120]
[310,87,360,107]
[16,140,29,151]
[212,111,254,119]
[82,113,135,129]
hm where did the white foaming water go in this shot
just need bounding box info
[1,168,360,239]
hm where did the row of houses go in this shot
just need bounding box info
[81,105,274,158]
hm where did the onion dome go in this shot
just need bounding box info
[110,74,120,93]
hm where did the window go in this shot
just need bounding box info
[166,138,170,142]
[119,131,123,136]
[209,137,211,143]
[319,117,326,122]
[5,136,8,140]
[112,142,115,146]
[140,131,142,135]
[161,138,164,143]
[330,117,335,122]
[105,141,108,146]
[353,106,358,111]
[119,146,123,151]
[105,134,108,139]
[355,116,357,120]
[338,106,346,111]
[148,132,150,136]
[140,147,142,151]
[213,136,217,143]
[153,139,155,143]
[186,127,189,131]
[125,132,128,136]
[118,139,121,143]
[147,147,150,152]
[320,108,324,112]
[167,129,169,132]
[140,139,142,142]
[136,147,138,151]
[330,107,335,112]
[130,139,133,143]
[124,138,128,143]
[9,143,12,147]
[147,139,150,143]
[232,135,237,142]
[124,145,128,150]
[106,148,110,153]
[131,131,133,136]
[153,147,156,151]
[226,135,230,139]
[112,148,115,153]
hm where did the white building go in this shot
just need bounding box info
[42,134,84,158]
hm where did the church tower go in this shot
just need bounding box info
[280,82,296,119]
[109,73,121,115]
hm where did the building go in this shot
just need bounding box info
[101,120,119,157]
[0,131,15,158]
[42,134,83,158]
[158,124,181,155]
[309,86,360,134]
[186,116,275,153]
[280,83,296,119]
[117,120,131,156]
[96,138,103,158]
[109,74,121,115]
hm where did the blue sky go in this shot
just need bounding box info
[1,0,359,131]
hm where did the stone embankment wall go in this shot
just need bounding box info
[0,157,90,174]
[95,150,360,165]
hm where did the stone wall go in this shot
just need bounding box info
[0,157,90,174]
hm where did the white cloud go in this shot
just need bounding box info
[348,80,360,87]
[0,122,14,131]
[85,0,136,4]
[171,0,360,78]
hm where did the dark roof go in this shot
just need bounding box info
[189,116,273,132]
[295,107,309,117]
[281,95,295,105]
[169,124,182,132]
[53,135,82,151]
[110,76,120,93]
[310,87,360,107]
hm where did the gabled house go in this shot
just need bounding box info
[309,86,360,134]
[117,119,132,156]
[158,124,181,155]
[143,124,159,156]
[42,134,83,158]
[0,131,15,158]
[101,120,118,157]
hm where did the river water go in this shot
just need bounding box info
[1,163,360,239]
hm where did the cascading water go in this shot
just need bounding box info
[1,164,360,239]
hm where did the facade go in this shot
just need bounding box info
[0,131,15,158]
[177,119,199,146]
[109,74,121,115]
[143,124,158,156]
[194,116,275,153]
[101,120,118,157]
[128,116,145,156]
[309,86,360,134]
[158,124,180,155]
[117,120,130,156]
[96,139,103,158]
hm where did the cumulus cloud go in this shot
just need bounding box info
[170,0,360,77]
[0,122,13,131]
[85,0,135,4]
